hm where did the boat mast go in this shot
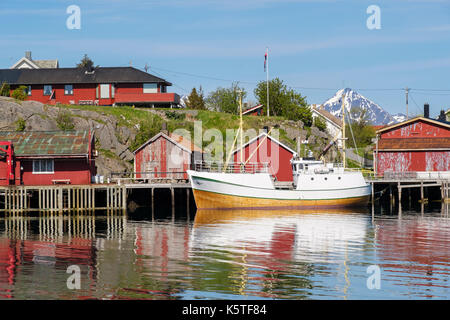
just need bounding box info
[341,91,346,169]
[239,91,244,164]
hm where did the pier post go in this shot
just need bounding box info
[398,183,402,216]
[186,188,190,218]
[171,187,175,220]
[122,187,127,210]
[58,187,63,213]
[151,188,154,220]
[420,181,424,204]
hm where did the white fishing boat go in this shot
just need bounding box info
[188,92,371,210]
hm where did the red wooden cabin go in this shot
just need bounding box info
[0,67,180,108]
[0,131,96,186]
[375,116,450,176]
[232,132,297,182]
[133,132,203,181]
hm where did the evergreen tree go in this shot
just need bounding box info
[186,87,206,110]
[77,54,95,69]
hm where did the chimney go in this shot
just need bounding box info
[424,103,430,118]
[25,51,32,60]
[161,122,169,135]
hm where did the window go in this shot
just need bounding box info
[143,83,157,93]
[43,85,52,96]
[27,85,32,96]
[64,84,73,95]
[100,84,110,99]
[32,159,54,174]
[111,84,115,98]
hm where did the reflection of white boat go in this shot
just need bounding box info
[188,92,371,210]
[191,210,369,263]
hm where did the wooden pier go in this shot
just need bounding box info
[0,184,127,213]
[0,180,192,215]
[368,173,450,216]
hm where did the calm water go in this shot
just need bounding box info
[0,205,449,300]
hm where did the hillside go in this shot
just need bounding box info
[0,97,336,176]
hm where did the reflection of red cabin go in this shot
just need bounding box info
[0,131,96,186]
[133,132,203,180]
[375,218,450,288]
[375,117,450,176]
[232,132,297,182]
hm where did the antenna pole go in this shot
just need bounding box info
[341,92,346,169]
[266,47,270,117]
[405,87,409,119]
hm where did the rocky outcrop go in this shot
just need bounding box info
[0,97,135,176]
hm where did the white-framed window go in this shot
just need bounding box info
[100,84,110,99]
[32,159,54,174]
[43,85,52,96]
[64,84,73,95]
[111,84,115,98]
[27,85,32,96]
[143,83,157,93]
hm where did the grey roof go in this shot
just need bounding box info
[0,67,171,86]
[34,59,59,68]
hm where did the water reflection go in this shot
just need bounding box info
[0,207,448,300]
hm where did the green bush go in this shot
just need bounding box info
[11,85,28,101]
[165,111,186,121]
[15,118,26,131]
[56,111,75,131]
[313,116,327,132]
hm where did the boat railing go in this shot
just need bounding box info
[194,160,269,173]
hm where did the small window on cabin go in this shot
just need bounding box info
[32,159,54,174]
[143,83,158,93]
[43,85,52,96]
[27,85,32,96]
[161,85,167,93]
[64,84,73,95]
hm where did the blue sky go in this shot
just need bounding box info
[1,0,450,117]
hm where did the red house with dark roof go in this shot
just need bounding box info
[133,131,203,181]
[0,67,180,108]
[0,131,96,186]
[232,132,297,182]
[375,116,450,176]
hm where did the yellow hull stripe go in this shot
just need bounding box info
[192,189,370,210]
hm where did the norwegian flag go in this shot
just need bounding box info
[264,51,267,72]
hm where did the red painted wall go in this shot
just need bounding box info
[0,158,94,186]
[376,151,450,175]
[233,136,294,181]
[11,83,175,106]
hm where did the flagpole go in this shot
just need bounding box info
[266,47,269,117]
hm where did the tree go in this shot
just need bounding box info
[313,116,327,132]
[77,54,94,69]
[206,82,247,114]
[0,81,10,97]
[11,86,28,101]
[345,107,375,147]
[254,78,312,125]
[186,87,206,110]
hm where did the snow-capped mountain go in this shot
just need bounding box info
[321,88,406,125]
